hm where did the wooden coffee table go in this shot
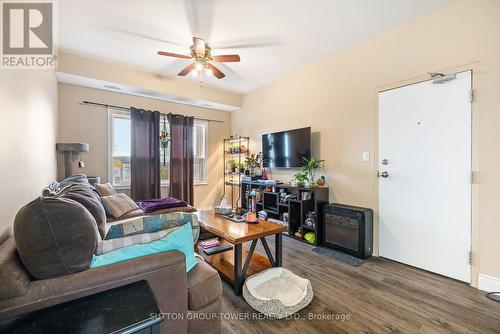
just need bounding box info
[196,210,286,295]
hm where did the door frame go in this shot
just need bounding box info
[373,63,480,287]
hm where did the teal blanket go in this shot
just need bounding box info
[90,222,197,271]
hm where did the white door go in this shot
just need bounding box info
[379,71,472,283]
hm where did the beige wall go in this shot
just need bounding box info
[0,70,58,238]
[58,83,230,209]
[231,0,500,284]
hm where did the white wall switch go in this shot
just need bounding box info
[362,152,370,162]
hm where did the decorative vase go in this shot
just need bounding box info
[317,176,326,186]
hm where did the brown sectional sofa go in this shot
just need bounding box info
[0,176,223,334]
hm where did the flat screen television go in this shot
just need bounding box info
[262,127,311,168]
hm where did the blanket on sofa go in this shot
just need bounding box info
[99,212,199,254]
[91,221,197,272]
[136,196,188,213]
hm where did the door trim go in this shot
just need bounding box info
[373,65,478,286]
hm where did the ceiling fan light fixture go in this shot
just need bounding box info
[158,37,239,81]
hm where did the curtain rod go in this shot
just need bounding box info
[81,100,224,123]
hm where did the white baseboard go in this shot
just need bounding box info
[478,273,500,292]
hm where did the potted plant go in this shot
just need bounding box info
[290,170,308,187]
[229,159,238,173]
[245,152,263,177]
[302,157,325,187]
[229,143,239,154]
[238,162,246,174]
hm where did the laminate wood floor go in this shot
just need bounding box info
[220,236,500,334]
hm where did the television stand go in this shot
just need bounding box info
[241,180,329,246]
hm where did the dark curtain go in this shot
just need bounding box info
[168,113,194,205]
[130,107,161,200]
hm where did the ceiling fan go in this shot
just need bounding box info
[157,37,240,79]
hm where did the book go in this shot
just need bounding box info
[203,244,233,255]
[199,238,220,249]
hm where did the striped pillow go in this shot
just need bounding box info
[94,183,117,197]
[101,193,139,218]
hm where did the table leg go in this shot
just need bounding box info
[275,233,283,267]
[233,243,243,295]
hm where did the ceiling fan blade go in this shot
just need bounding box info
[218,63,243,80]
[178,63,195,76]
[157,51,192,59]
[192,37,206,57]
[212,55,240,62]
[212,37,280,50]
[111,28,187,47]
[185,0,213,41]
[206,63,225,79]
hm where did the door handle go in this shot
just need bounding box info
[380,171,389,178]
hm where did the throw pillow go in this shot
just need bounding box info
[101,193,139,218]
[61,185,107,239]
[94,183,117,197]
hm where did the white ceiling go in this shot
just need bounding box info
[58,0,454,94]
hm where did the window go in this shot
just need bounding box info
[109,109,131,188]
[193,120,208,184]
[159,116,170,186]
[108,109,208,187]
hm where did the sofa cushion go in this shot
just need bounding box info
[61,185,107,239]
[0,237,30,300]
[101,193,139,218]
[188,259,222,310]
[106,205,196,223]
[14,197,98,279]
[116,208,145,220]
[94,182,117,197]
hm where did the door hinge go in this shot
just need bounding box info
[469,89,475,103]
[469,251,473,265]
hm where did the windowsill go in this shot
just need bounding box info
[112,182,208,190]
[113,185,131,190]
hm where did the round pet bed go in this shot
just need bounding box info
[243,267,313,319]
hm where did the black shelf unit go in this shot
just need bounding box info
[241,181,329,246]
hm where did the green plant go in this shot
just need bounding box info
[238,162,246,170]
[229,159,238,168]
[291,170,308,185]
[302,157,325,183]
[245,152,263,169]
